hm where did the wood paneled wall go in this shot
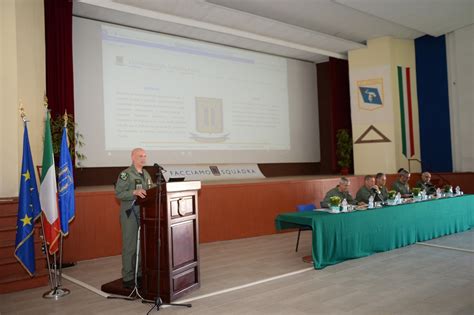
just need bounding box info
[0,198,48,293]
[60,172,474,263]
[62,190,122,262]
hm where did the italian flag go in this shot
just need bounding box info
[40,112,61,255]
[397,66,415,158]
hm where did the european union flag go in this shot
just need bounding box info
[15,124,42,276]
[58,127,75,235]
[359,86,383,105]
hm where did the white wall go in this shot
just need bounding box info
[0,0,45,198]
[446,24,474,172]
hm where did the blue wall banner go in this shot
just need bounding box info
[415,35,453,172]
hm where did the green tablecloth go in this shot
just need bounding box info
[275,195,474,269]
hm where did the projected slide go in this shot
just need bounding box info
[101,25,290,151]
[73,17,320,166]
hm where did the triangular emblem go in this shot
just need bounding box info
[355,125,391,144]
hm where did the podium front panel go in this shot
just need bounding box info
[139,182,200,302]
[171,220,196,268]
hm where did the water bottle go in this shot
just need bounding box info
[396,192,402,204]
[341,198,348,212]
[455,186,461,196]
[368,195,374,209]
[421,189,427,200]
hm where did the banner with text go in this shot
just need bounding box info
[162,164,265,181]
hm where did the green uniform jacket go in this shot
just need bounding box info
[321,186,356,208]
[355,186,374,204]
[115,165,153,212]
[375,186,389,202]
[416,180,436,195]
[391,179,410,195]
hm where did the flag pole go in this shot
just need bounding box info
[53,252,58,289]
[38,100,57,296]
[58,235,64,286]
[19,101,55,291]
[40,96,70,299]
[57,111,67,288]
[40,214,55,291]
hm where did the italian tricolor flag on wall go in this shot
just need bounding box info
[39,111,61,254]
[397,66,415,158]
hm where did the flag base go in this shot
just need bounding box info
[42,287,70,300]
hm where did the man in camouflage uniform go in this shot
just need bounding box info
[391,169,411,197]
[321,177,358,208]
[416,172,436,195]
[355,175,378,204]
[115,148,153,289]
[375,172,389,202]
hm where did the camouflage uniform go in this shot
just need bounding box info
[416,180,436,195]
[391,179,410,195]
[321,186,356,208]
[355,186,374,204]
[376,185,389,202]
[115,165,153,283]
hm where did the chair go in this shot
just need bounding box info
[295,203,316,252]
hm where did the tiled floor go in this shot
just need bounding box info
[1,229,473,314]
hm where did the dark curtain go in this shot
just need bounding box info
[317,58,352,174]
[44,0,74,118]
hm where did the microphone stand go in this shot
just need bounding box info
[373,188,386,206]
[143,165,192,313]
[107,204,144,301]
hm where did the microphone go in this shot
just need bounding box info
[153,163,166,172]
[153,163,166,185]
[371,187,385,204]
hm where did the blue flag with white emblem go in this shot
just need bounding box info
[58,126,75,235]
[359,86,383,105]
[15,123,42,276]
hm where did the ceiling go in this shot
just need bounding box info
[74,0,474,63]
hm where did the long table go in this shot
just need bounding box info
[275,195,474,269]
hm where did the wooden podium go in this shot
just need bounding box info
[137,181,201,302]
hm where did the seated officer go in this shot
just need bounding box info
[416,172,436,195]
[321,177,358,208]
[375,172,389,202]
[391,169,411,198]
[356,175,378,204]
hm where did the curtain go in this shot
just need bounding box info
[44,0,74,119]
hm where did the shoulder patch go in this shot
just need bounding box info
[120,172,129,181]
